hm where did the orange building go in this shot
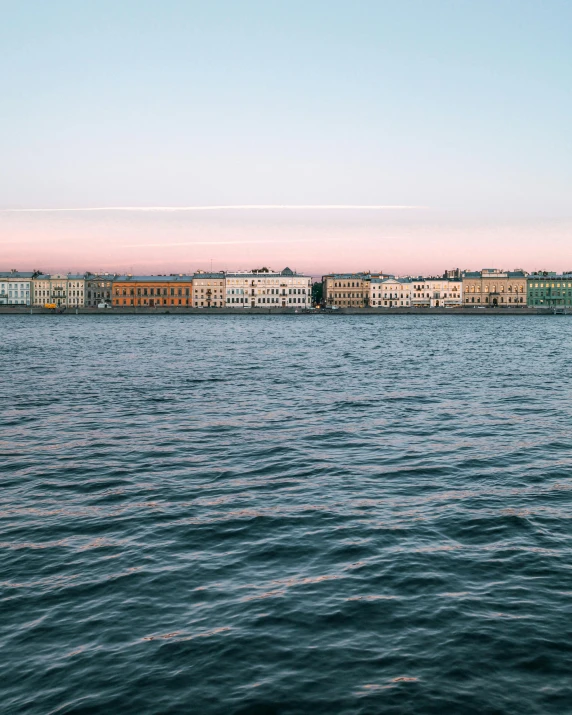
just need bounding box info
[113,275,194,307]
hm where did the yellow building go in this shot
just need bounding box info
[113,275,193,307]
[462,269,527,306]
[323,273,385,308]
[32,273,85,308]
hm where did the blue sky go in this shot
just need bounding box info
[1,0,571,272]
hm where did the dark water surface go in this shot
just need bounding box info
[1,315,572,714]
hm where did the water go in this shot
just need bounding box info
[1,314,572,714]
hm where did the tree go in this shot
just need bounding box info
[312,282,323,306]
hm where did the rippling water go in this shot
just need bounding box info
[2,315,572,714]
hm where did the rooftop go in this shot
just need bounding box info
[0,272,36,279]
[114,275,193,282]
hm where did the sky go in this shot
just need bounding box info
[1,0,571,275]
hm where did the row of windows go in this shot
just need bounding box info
[413,285,459,291]
[115,287,191,296]
[413,292,458,298]
[530,283,572,288]
[115,299,195,306]
[36,290,83,296]
[465,297,525,303]
[226,297,307,304]
[110,297,306,307]
[226,280,308,286]
[466,285,524,293]
[371,301,410,306]
[530,291,571,296]
[226,279,287,285]
[371,293,408,299]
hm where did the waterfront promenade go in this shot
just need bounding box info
[0,306,556,316]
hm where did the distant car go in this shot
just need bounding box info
[97,302,111,309]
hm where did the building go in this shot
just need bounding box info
[32,274,85,308]
[225,268,311,308]
[323,272,386,308]
[112,275,193,307]
[369,277,412,307]
[462,269,527,306]
[527,273,572,307]
[411,277,462,307]
[444,268,462,280]
[0,271,34,306]
[84,273,115,307]
[192,273,226,307]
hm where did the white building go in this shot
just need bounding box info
[0,271,34,306]
[369,277,412,307]
[32,274,86,308]
[411,277,463,308]
[225,268,311,308]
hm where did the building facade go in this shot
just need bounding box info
[462,269,527,306]
[225,268,311,308]
[113,275,193,307]
[32,274,85,308]
[411,277,462,307]
[323,273,385,308]
[527,273,572,307]
[192,273,225,307]
[369,277,412,307]
[0,271,34,305]
[85,274,115,307]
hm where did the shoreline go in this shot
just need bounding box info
[0,306,559,316]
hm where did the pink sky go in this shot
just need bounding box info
[1,207,571,277]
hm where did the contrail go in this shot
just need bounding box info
[121,239,306,247]
[0,204,425,213]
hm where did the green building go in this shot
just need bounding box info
[527,273,572,307]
